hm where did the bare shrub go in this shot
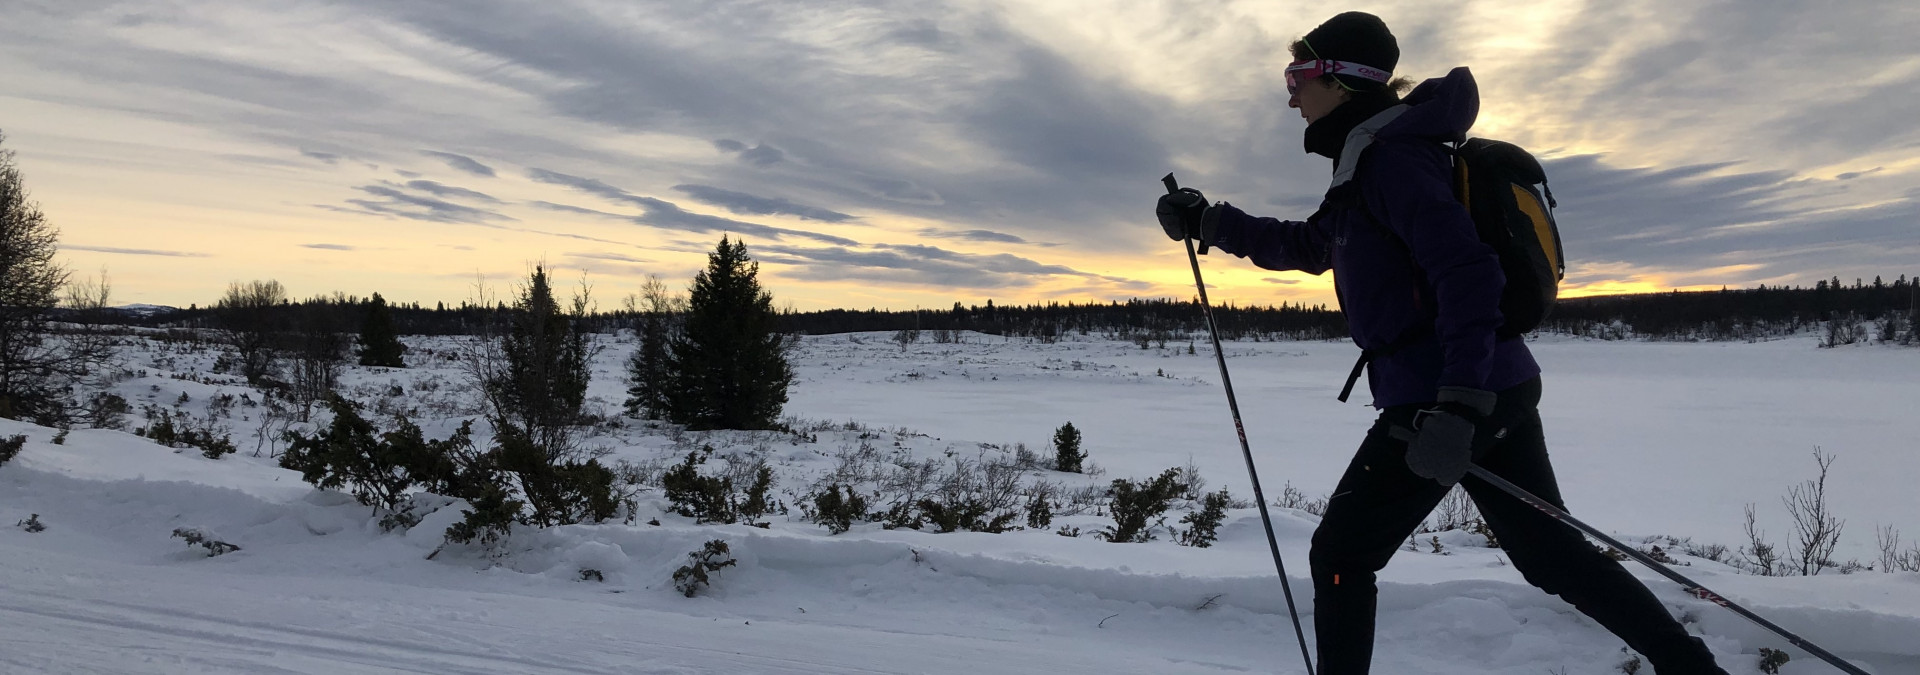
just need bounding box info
[1738,504,1781,576]
[1275,481,1328,517]
[1784,448,1844,575]
[1433,485,1481,532]
[1878,525,1920,573]
[916,454,1023,533]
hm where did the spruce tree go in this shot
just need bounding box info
[623,275,679,419]
[357,292,406,367]
[0,132,72,423]
[1052,422,1085,473]
[664,237,792,430]
[485,267,589,460]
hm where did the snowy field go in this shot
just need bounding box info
[2,331,1917,674]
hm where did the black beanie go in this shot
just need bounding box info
[1301,12,1399,90]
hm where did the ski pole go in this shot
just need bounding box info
[1164,173,1315,675]
[1464,464,1868,675]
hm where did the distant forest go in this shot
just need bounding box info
[88,274,1918,345]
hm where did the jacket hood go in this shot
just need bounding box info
[1378,66,1479,143]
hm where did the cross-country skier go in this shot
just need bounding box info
[1154,12,1729,674]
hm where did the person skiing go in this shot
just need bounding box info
[1154,12,1729,675]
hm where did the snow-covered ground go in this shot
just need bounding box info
[2,331,1916,674]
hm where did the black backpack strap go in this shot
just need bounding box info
[1337,323,1435,403]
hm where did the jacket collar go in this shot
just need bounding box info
[1326,104,1407,189]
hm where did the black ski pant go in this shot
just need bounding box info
[1308,377,1726,675]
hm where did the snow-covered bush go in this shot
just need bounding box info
[806,483,865,535]
[914,454,1023,533]
[0,433,22,465]
[672,539,736,597]
[172,528,240,557]
[279,394,479,517]
[82,391,131,430]
[661,447,740,524]
[1757,647,1790,673]
[491,423,619,527]
[138,408,235,459]
[1101,468,1186,543]
[1177,488,1231,548]
[1024,484,1055,529]
[1616,648,1643,674]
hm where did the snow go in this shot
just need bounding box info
[2,331,1916,674]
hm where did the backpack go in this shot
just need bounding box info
[1333,136,1567,403]
[1449,138,1565,336]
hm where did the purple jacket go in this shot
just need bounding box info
[1212,67,1539,408]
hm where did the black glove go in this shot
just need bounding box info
[1403,386,1497,486]
[1156,188,1219,244]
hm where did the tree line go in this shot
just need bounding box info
[1548,277,1919,343]
[89,278,1919,345]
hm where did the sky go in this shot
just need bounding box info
[2,0,1917,311]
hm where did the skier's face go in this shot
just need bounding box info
[1289,77,1349,125]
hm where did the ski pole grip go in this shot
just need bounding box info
[1161,173,1210,255]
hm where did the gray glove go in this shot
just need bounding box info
[1403,386,1497,486]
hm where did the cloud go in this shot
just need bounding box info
[710,138,787,166]
[67,245,210,258]
[420,150,497,177]
[399,179,500,203]
[301,243,356,251]
[527,169,859,246]
[568,251,652,264]
[331,1,1178,240]
[7,0,1918,306]
[752,241,1145,290]
[1544,154,1920,286]
[340,184,517,224]
[737,143,785,167]
[300,149,340,164]
[916,228,1041,245]
[671,184,852,222]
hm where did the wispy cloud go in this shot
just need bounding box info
[917,228,1047,246]
[397,179,500,203]
[527,169,859,246]
[339,184,516,224]
[672,184,853,222]
[753,241,1145,291]
[420,150,496,177]
[569,251,652,264]
[300,149,340,164]
[301,243,356,251]
[67,245,211,258]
